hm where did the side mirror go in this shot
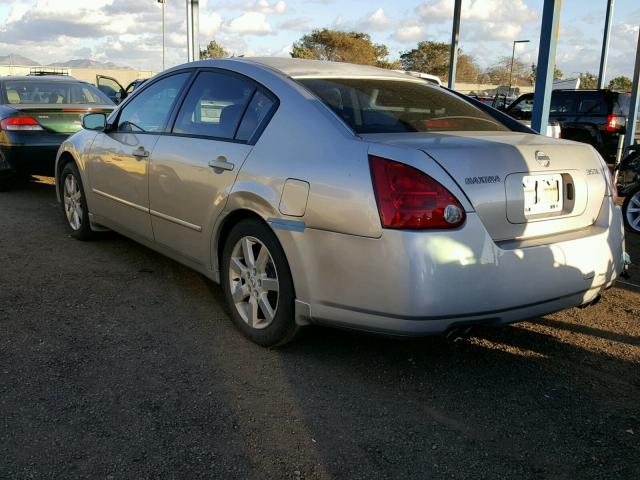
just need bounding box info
[82,113,107,131]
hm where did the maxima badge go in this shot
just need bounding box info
[535,150,551,167]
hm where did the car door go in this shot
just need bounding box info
[148,69,277,265]
[87,72,192,241]
[96,75,126,104]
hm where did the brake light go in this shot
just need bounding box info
[0,115,44,131]
[369,155,466,229]
[606,114,620,133]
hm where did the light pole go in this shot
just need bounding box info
[158,0,165,71]
[509,39,530,97]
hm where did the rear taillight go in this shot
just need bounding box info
[369,155,466,229]
[0,115,44,131]
[606,114,621,133]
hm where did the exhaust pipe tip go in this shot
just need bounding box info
[445,325,476,343]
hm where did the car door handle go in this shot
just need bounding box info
[132,146,149,159]
[208,156,235,171]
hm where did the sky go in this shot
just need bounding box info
[0,0,638,82]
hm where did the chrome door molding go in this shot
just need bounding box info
[150,209,202,232]
[92,188,149,213]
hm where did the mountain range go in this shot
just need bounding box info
[0,54,130,69]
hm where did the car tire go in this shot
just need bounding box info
[59,162,94,241]
[221,218,299,347]
[622,185,640,234]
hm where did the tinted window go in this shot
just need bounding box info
[613,93,631,116]
[4,80,112,105]
[235,90,275,142]
[508,96,534,120]
[117,73,190,133]
[299,78,508,133]
[173,71,255,139]
[550,94,576,114]
[577,93,608,114]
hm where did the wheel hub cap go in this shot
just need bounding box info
[229,236,279,329]
[63,173,83,231]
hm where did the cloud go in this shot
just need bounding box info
[278,16,311,31]
[357,8,392,32]
[224,12,273,35]
[393,22,427,43]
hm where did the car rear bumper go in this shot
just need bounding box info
[1,132,68,176]
[278,197,625,336]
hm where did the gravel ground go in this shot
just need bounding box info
[1,177,639,480]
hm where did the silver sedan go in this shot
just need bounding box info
[55,58,626,346]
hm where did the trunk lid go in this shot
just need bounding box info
[363,131,608,241]
[11,104,113,134]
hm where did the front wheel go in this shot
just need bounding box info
[60,162,94,240]
[221,218,299,347]
[622,186,640,233]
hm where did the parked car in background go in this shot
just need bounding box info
[0,74,114,190]
[96,75,147,104]
[505,89,635,162]
[55,58,625,346]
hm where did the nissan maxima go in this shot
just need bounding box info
[54,58,626,346]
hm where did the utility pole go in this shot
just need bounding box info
[597,0,615,89]
[158,0,166,70]
[509,40,530,98]
[447,0,462,89]
[186,0,200,62]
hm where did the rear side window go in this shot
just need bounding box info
[577,93,608,114]
[173,71,255,140]
[117,72,190,133]
[550,94,576,114]
[235,90,276,142]
[613,93,631,116]
[4,80,112,105]
[298,78,508,133]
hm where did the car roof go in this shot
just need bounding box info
[0,75,89,83]
[178,57,422,82]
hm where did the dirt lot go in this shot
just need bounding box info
[1,177,639,479]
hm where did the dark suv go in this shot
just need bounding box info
[505,89,634,161]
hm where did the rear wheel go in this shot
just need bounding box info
[623,186,640,233]
[221,218,298,347]
[60,162,94,240]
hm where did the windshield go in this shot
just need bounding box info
[298,78,508,134]
[4,80,113,105]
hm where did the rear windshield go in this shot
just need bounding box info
[298,78,508,134]
[613,92,631,116]
[4,80,113,105]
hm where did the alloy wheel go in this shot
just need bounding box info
[626,190,640,232]
[228,236,279,329]
[63,173,83,231]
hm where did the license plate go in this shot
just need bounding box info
[523,174,563,215]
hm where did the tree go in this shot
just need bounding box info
[291,29,399,69]
[200,40,228,59]
[608,76,633,91]
[399,41,479,83]
[480,56,530,86]
[578,72,598,89]
[528,63,564,85]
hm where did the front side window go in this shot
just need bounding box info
[173,71,255,140]
[508,96,534,120]
[4,80,112,105]
[298,78,508,133]
[117,72,190,133]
